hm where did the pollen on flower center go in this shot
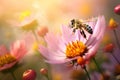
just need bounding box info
[66,41,87,58]
[0,54,16,67]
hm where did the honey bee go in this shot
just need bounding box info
[70,19,93,39]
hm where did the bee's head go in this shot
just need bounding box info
[71,19,75,25]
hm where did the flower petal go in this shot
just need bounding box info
[45,56,79,64]
[0,45,8,56]
[88,15,106,48]
[84,16,106,60]
[39,45,66,60]
[44,32,66,52]
[45,59,69,64]
[0,61,17,71]
[61,25,76,43]
[10,40,27,60]
[83,17,97,43]
[86,15,105,46]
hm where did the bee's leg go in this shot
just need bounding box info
[80,29,83,35]
[73,28,76,33]
[82,30,86,39]
[69,24,73,28]
[73,27,79,33]
[80,29,87,39]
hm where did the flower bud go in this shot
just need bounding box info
[114,64,120,76]
[37,26,48,37]
[108,18,118,29]
[104,43,114,53]
[22,69,36,80]
[77,57,86,65]
[114,4,120,15]
[40,68,48,75]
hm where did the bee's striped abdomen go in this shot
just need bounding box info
[83,24,93,34]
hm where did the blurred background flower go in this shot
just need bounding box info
[0,40,27,71]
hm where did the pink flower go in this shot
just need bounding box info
[0,40,27,71]
[39,15,106,66]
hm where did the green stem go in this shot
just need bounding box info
[45,74,50,80]
[46,63,52,80]
[111,52,120,64]
[93,57,103,74]
[83,66,91,80]
[113,30,120,50]
[32,30,39,42]
[10,71,17,80]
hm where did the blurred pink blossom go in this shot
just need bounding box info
[0,40,27,71]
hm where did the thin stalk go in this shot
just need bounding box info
[93,57,103,74]
[32,30,39,42]
[113,30,120,50]
[45,74,50,80]
[10,71,17,80]
[83,66,91,80]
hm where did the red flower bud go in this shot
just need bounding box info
[22,69,36,80]
[104,43,114,53]
[114,4,120,15]
[40,68,48,75]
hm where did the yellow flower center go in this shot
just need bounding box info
[66,41,87,58]
[0,54,16,67]
[21,20,38,31]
